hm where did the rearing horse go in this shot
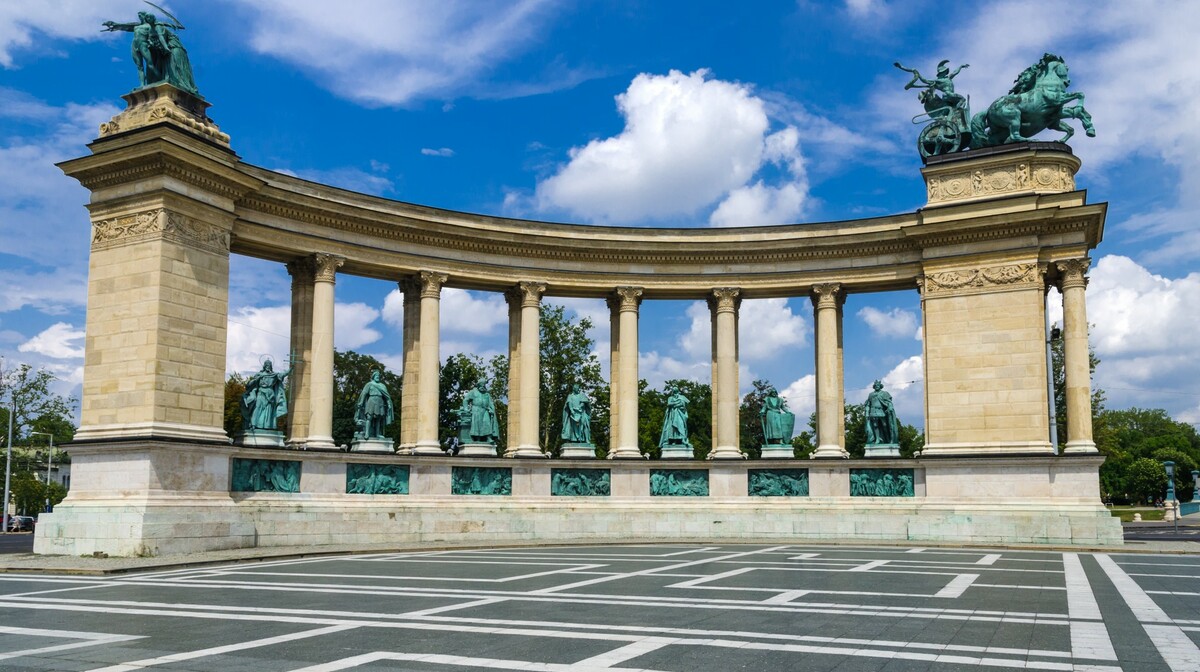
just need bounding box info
[970,54,1095,147]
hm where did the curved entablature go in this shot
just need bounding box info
[228,160,1103,300]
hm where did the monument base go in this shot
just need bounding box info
[350,438,395,454]
[459,443,498,458]
[760,443,794,459]
[561,443,597,459]
[34,441,1124,557]
[659,443,694,459]
[235,429,285,448]
[865,444,901,458]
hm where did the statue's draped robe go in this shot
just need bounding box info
[865,390,899,445]
[243,371,288,430]
[465,388,499,442]
[354,380,394,439]
[761,396,796,444]
[659,393,689,446]
[561,392,592,443]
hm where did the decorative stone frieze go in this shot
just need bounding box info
[922,146,1080,206]
[923,262,1043,296]
[92,208,229,254]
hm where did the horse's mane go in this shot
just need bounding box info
[1008,52,1067,95]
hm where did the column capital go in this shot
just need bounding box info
[516,281,548,308]
[614,286,644,312]
[708,287,741,314]
[1056,258,1091,291]
[810,282,842,309]
[398,277,422,303]
[418,270,448,299]
[286,257,316,285]
[312,253,344,283]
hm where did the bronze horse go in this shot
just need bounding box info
[971,54,1095,147]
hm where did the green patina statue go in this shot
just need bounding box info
[658,386,691,454]
[241,359,292,432]
[865,380,899,447]
[103,2,199,96]
[460,380,499,444]
[561,384,593,445]
[759,387,796,446]
[353,370,394,441]
[896,53,1094,159]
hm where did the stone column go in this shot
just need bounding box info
[609,287,643,459]
[413,271,447,455]
[513,281,547,458]
[285,258,316,449]
[811,283,848,458]
[1058,258,1097,454]
[305,253,344,450]
[504,288,523,457]
[709,288,744,459]
[607,295,621,455]
[397,278,422,455]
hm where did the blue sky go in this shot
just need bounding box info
[1,0,1199,431]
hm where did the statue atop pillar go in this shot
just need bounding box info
[351,370,396,453]
[864,380,901,457]
[560,384,596,458]
[237,358,293,447]
[456,380,500,456]
[103,3,199,96]
[759,387,797,458]
[658,386,692,459]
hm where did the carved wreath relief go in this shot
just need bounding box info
[923,262,1043,296]
[926,161,1075,204]
[92,208,229,253]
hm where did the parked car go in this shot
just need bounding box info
[7,516,35,532]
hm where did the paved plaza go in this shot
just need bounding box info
[2,545,1200,671]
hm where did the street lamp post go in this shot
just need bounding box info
[30,431,54,514]
[1164,460,1178,532]
[2,390,11,534]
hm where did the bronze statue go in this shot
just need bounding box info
[103,2,199,96]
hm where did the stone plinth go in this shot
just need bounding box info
[351,438,395,453]
[760,444,794,459]
[99,83,230,147]
[236,430,285,448]
[458,443,498,458]
[865,444,901,458]
[660,443,694,459]
[922,142,1079,207]
[34,441,1122,557]
[560,443,596,459]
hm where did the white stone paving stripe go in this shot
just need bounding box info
[906,548,926,553]
[569,638,677,668]
[205,563,606,583]
[1095,553,1200,672]
[977,554,1002,566]
[84,624,359,671]
[762,589,811,604]
[400,598,506,617]
[848,559,891,572]
[0,626,145,662]
[1063,554,1102,620]
[934,574,979,598]
[529,546,790,594]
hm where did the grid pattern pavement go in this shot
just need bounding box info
[1,545,1199,670]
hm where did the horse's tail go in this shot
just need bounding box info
[969,110,989,148]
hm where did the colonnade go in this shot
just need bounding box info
[278,257,1098,457]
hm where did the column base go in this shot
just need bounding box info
[284,439,309,451]
[865,444,901,458]
[561,443,596,459]
[708,446,746,460]
[921,441,1055,456]
[350,438,395,453]
[412,441,445,456]
[811,444,849,459]
[608,446,646,460]
[460,443,499,458]
[395,444,415,456]
[306,435,338,451]
[1063,440,1098,454]
[509,445,548,458]
[74,421,232,444]
[760,444,794,459]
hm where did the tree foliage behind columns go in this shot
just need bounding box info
[538,306,606,457]
[333,350,404,448]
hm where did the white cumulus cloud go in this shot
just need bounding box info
[857,306,919,339]
[18,322,84,359]
[537,69,809,225]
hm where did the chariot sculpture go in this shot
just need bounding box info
[896,53,1095,160]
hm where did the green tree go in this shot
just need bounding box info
[333,350,403,448]
[1151,448,1197,502]
[0,364,76,445]
[223,373,246,437]
[1125,457,1169,504]
[11,472,44,516]
[1096,407,1200,502]
[538,306,606,457]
